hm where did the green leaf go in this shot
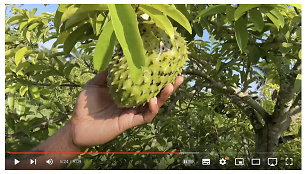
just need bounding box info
[54,7,64,31]
[30,86,40,99]
[193,22,203,37]
[28,17,40,23]
[282,42,293,48]
[63,23,92,54]
[15,47,28,66]
[294,74,301,93]
[108,4,145,80]
[270,9,285,28]
[61,4,108,24]
[65,12,90,29]
[5,49,16,58]
[216,59,221,72]
[82,159,93,169]
[6,14,25,24]
[225,6,235,23]
[95,14,105,35]
[19,21,28,31]
[234,4,260,21]
[298,49,301,59]
[139,5,174,39]
[150,4,192,34]
[266,12,281,30]
[249,8,264,32]
[89,13,97,35]
[63,62,78,76]
[93,20,116,72]
[28,23,40,31]
[60,5,79,23]
[248,45,264,64]
[290,4,301,9]
[26,31,31,43]
[234,17,248,52]
[197,5,227,18]
[16,98,26,115]
[157,136,166,146]
[174,4,191,20]
[19,86,28,97]
[53,31,70,47]
[77,4,108,13]
[7,93,14,111]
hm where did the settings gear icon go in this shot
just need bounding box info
[219,158,227,165]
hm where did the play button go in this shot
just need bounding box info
[30,159,36,165]
[14,159,20,165]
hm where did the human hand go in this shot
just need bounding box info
[70,71,183,147]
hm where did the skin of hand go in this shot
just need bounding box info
[70,71,184,148]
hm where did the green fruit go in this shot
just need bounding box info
[108,20,188,108]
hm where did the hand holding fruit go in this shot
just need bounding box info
[70,71,183,147]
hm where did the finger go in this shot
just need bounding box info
[86,71,108,87]
[173,76,184,92]
[148,97,158,115]
[157,84,174,107]
[127,97,158,128]
[130,111,156,127]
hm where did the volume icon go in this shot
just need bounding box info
[46,159,53,165]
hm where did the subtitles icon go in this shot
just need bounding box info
[251,158,260,165]
[202,159,210,165]
[235,158,244,166]
[268,158,277,167]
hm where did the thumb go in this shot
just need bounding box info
[85,71,108,87]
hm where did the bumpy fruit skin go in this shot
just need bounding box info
[108,21,188,108]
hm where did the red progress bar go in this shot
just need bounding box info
[9,152,180,155]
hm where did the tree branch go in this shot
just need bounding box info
[288,92,301,115]
[183,69,270,122]
[33,83,81,87]
[278,135,296,145]
[272,57,300,125]
[242,60,251,94]
[288,106,301,118]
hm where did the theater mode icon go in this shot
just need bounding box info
[251,158,260,165]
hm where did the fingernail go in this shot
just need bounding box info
[153,97,157,104]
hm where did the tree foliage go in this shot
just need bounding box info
[5,4,301,169]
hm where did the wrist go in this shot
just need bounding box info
[68,120,88,151]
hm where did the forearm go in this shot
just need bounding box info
[6,121,82,170]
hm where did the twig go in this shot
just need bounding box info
[5,115,69,139]
[33,83,81,87]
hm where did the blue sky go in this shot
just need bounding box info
[15,4,58,14]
